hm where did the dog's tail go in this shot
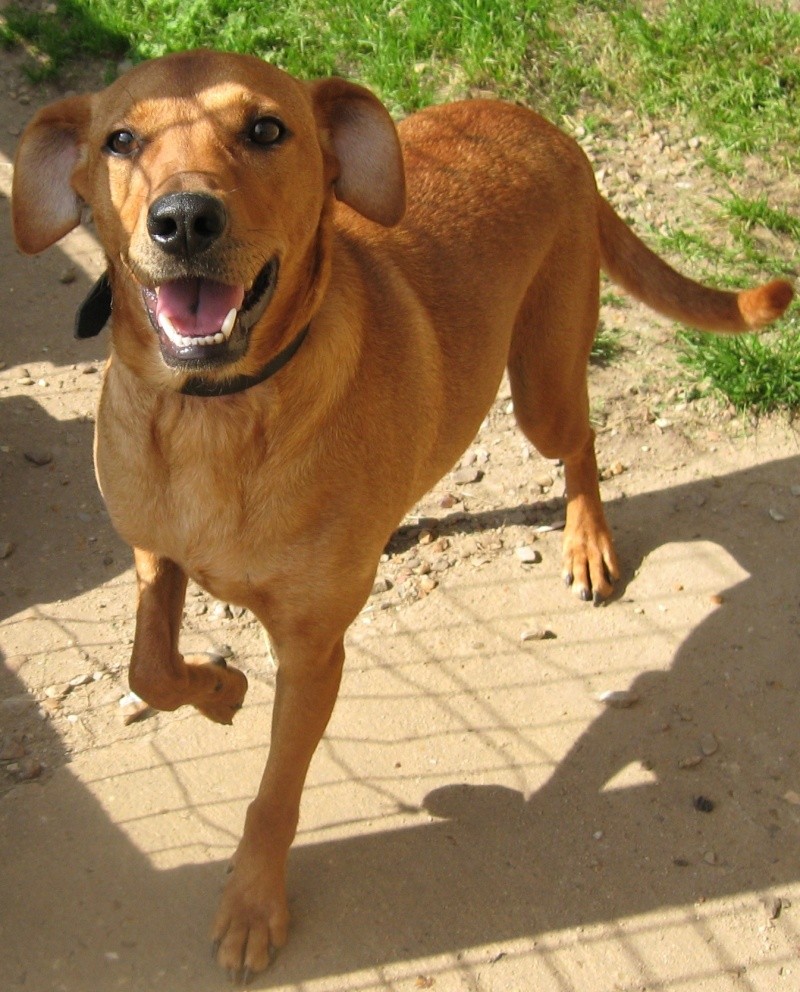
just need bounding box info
[597,196,794,333]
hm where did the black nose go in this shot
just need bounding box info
[146,192,227,257]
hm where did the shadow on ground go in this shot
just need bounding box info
[1,454,798,990]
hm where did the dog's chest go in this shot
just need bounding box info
[96,395,298,596]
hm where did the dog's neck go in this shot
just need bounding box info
[180,323,310,397]
[74,272,311,397]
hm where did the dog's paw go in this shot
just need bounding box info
[211,862,289,978]
[185,655,248,725]
[562,528,620,603]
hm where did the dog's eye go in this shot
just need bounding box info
[105,129,140,157]
[248,117,285,147]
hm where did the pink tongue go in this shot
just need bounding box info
[156,278,246,338]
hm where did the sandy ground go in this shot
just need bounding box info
[1,48,799,992]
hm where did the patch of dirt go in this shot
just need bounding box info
[1,49,798,992]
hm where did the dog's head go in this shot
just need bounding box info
[12,50,405,390]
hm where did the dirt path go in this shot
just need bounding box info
[1,48,799,992]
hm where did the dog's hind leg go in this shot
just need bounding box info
[507,232,620,603]
[128,548,248,724]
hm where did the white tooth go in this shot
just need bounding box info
[159,314,227,350]
[159,314,182,346]
[221,308,237,338]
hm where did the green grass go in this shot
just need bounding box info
[723,194,800,240]
[3,0,798,412]
[656,218,798,284]
[607,0,800,159]
[678,323,800,415]
[2,0,602,111]
[591,322,625,367]
[7,0,798,133]
[657,203,798,414]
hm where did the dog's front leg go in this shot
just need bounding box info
[212,632,345,977]
[128,548,248,724]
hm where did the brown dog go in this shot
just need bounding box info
[12,50,793,976]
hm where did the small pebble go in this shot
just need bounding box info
[515,545,541,565]
[13,757,43,782]
[120,700,150,726]
[24,449,53,466]
[678,755,703,769]
[768,508,786,522]
[371,577,392,596]
[703,851,719,866]
[69,673,93,687]
[0,542,14,560]
[453,467,482,486]
[59,266,77,284]
[118,691,143,707]
[700,733,718,756]
[761,895,784,920]
[212,602,233,619]
[44,683,70,699]
[418,575,438,594]
[597,689,639,709]
[693,795,715,813]
[520,628,556,642]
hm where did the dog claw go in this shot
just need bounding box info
[578,586,592,602]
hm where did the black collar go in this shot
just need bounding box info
[74,272,310,398]
[180,323,310,397]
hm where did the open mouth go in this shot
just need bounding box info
[141,259,278,369]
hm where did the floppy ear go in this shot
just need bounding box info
[12,94,92,254]
[310,78,406,227]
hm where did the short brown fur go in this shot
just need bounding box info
[12,50,794,977]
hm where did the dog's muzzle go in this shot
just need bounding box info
[140,192,278,370]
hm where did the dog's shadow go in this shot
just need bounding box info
[1,454,798,990]
[0,184,126,622]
